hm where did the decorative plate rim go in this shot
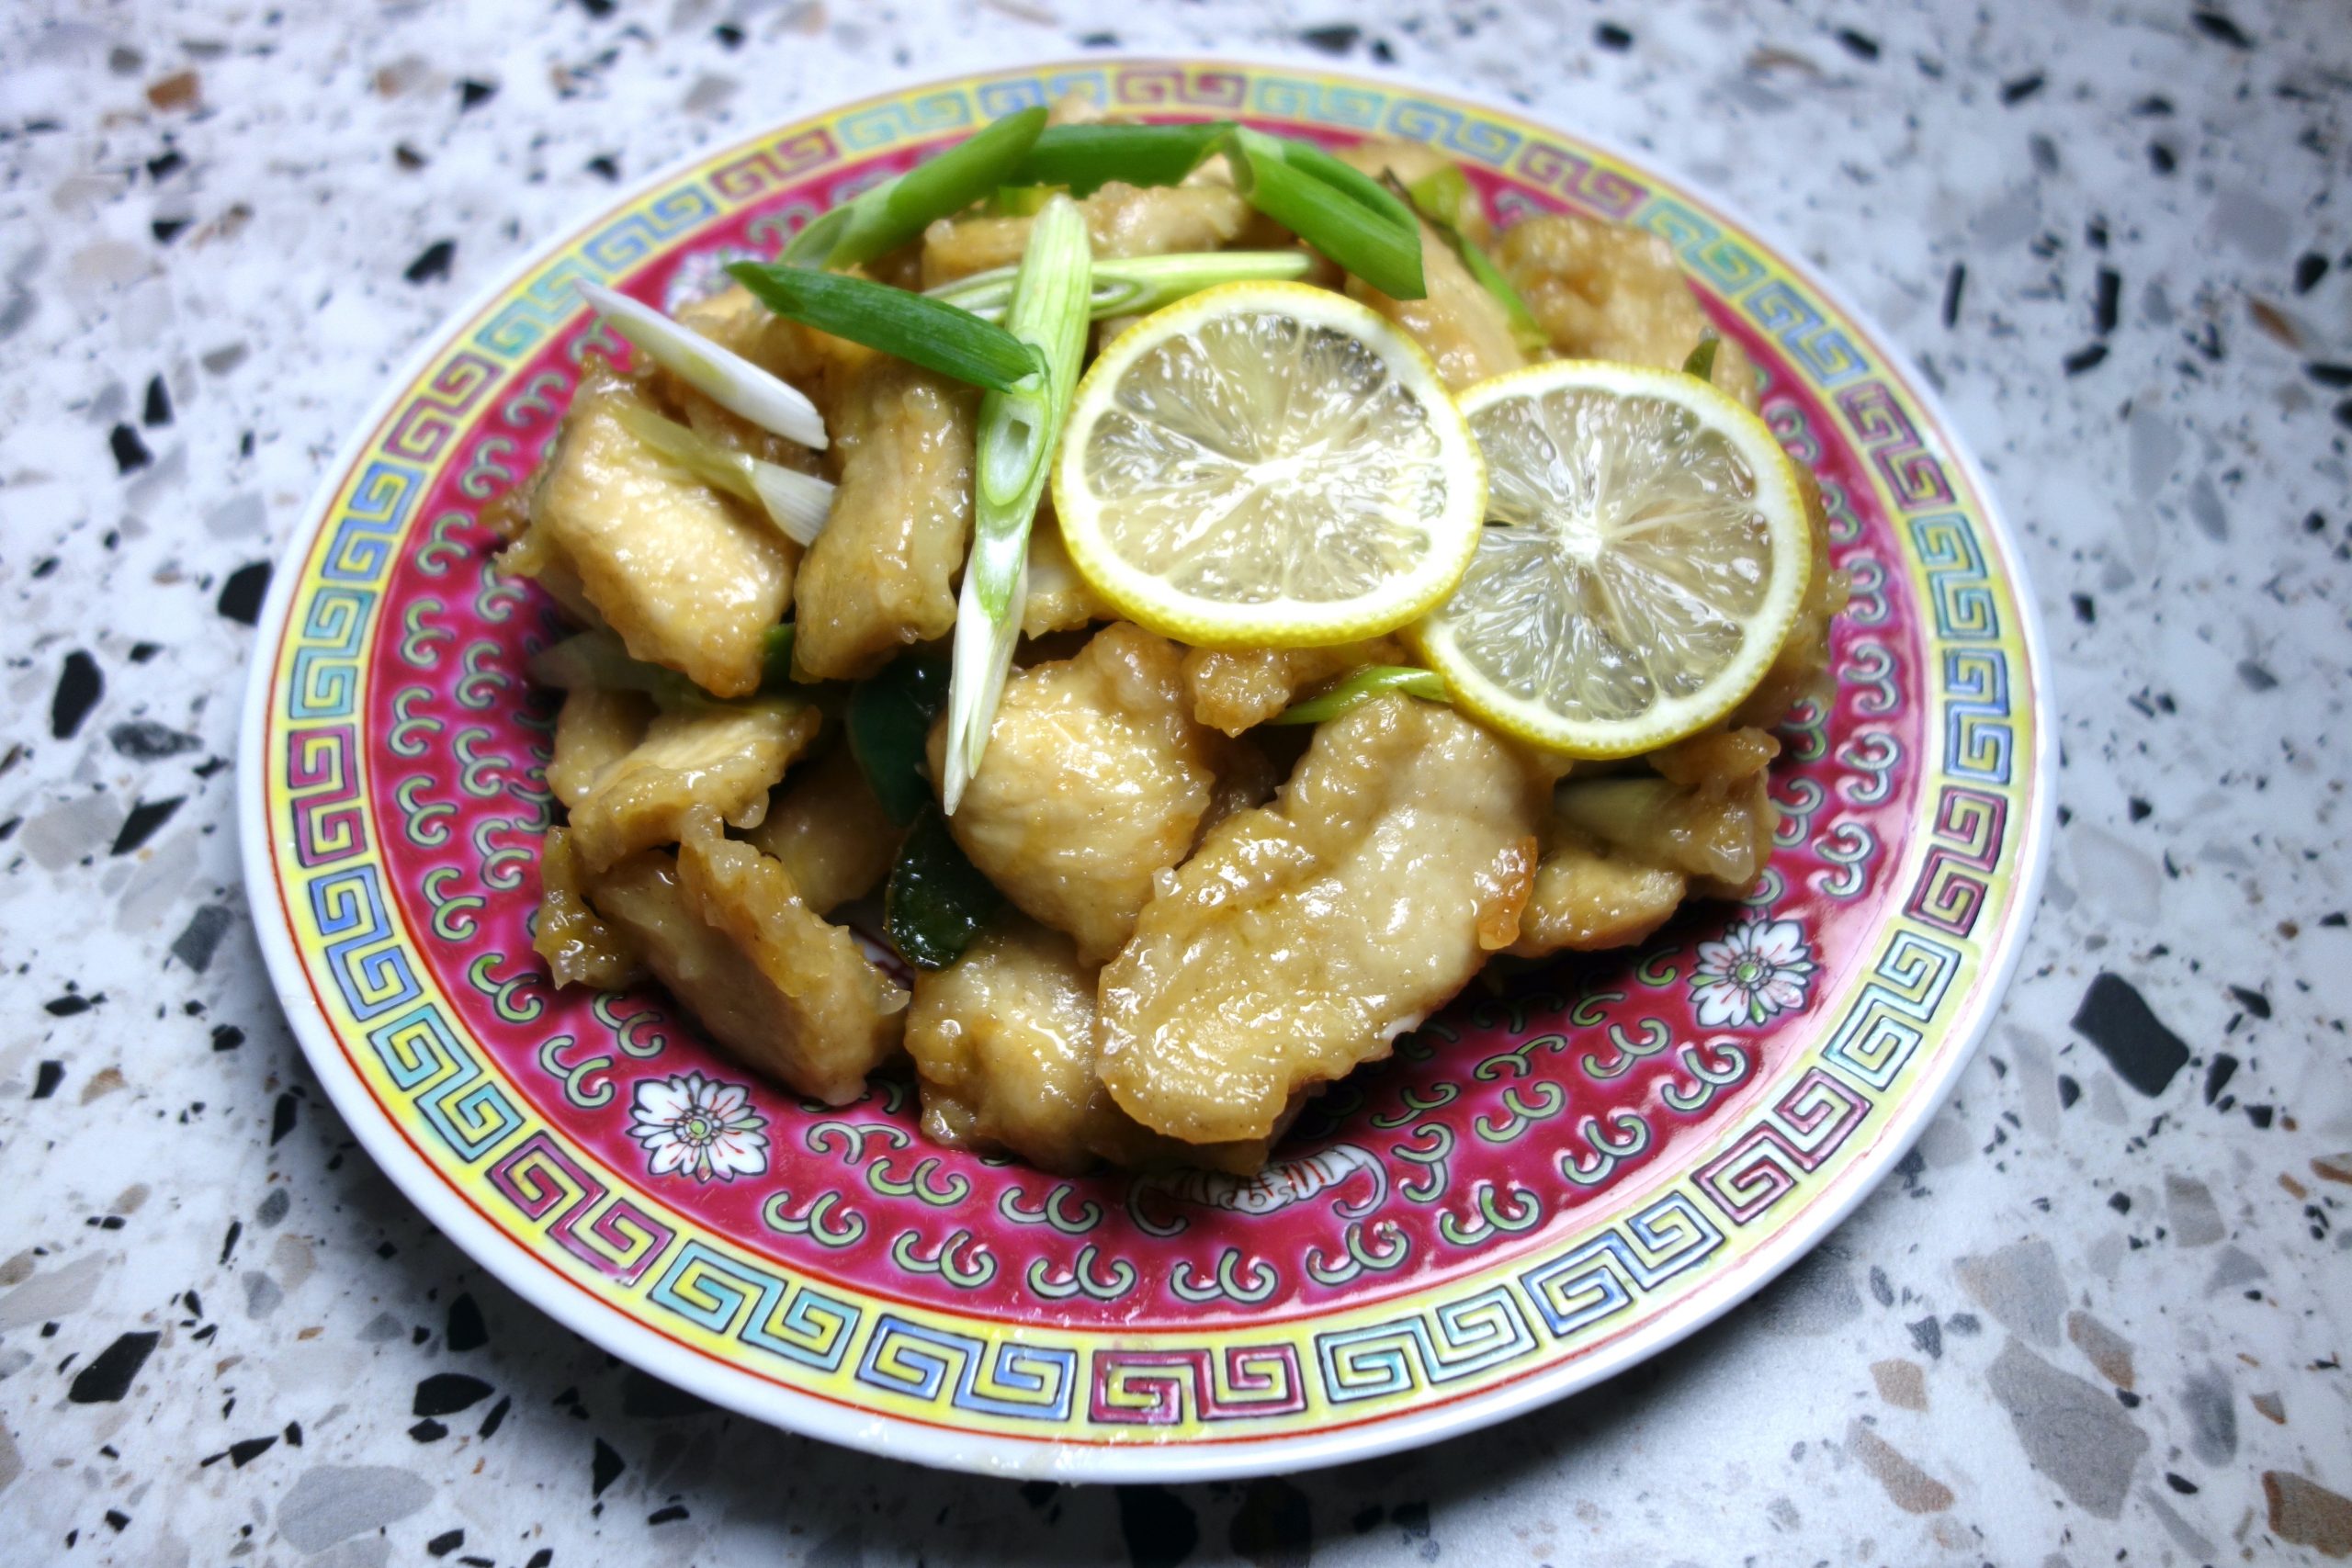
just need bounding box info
[236,47,2055,1481]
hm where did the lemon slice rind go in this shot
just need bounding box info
[1052,281,1487,649]
[1409,358,1813,759]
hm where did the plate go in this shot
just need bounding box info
[238,56,2051,1480]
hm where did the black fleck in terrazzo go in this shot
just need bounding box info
[1,0,2347,1562]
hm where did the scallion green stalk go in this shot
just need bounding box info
[1005,120,1234,196]
[779,106,1048,270]
[1225,127,1426,299]
[1682,332,1721,381]
[925,249,1314,322]
[940,197,1093,814]
[728,262,1043,392]
[1389,171,1548,354]
[610,400,834,546]
[576,279,828,449]
[1271,665,1452,726]
[530,630,715,711]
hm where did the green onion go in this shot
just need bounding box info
[728,262,1043,392]
[575,279,828,449]
[610,400,834,546]
[989,184,1057,217]
[1005,120,1233,196]
[761,624,796,688]
[925,249,1314,322]
[846,652,952,827]
[941,196,1093,815]
[1390,171,1548,354]
[1406,164,1476,231]
[779,106,1048,270]
[1271,665,1452,726]
[1682,332,1721,382]
[884,807,1004,968]
[1225,127,1425,299]
[530,630,714,711]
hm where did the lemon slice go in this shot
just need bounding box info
[1052,281,1485,648]
[1409,360,1812,758]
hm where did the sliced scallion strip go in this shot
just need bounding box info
[1682,331,1721,381]
[530,630,715,711]
[575,279,828,449]
[728,262,1043,392]
[989,184,1057,217]
[610,400,835,547]
[779,106,1048,270]
[1406,164,1476,231]
[1005,119,1234,196]
[1225,127,1426,299]
[1271,665,1452,726]
[941,196,1092,815]
[1390,171,1548,354]
[925,249,1314,322]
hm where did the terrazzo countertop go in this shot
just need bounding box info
[4,0,2349,1562]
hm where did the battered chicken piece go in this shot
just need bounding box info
[545,686,652,809]
[743,743,902,916]
[906,917,1282,1175]
[1730,468,1849,728]
[791,358,977,680]
[1508,827,1687,956]
[904,918,1137,1175]
[1350,224,1524,390]
[1552,773,1776,898]
[512,367,796,696]
[567,697,819,871]
[1497,213,1761,409]
[586,818,906,1106]
[499,521,603,626]
[1180,637,1407,737]
[1510,734,1779,957]
[919,181,1251,288]
[1098,695,1544,1145]
[533,827,645,990]
[1021,508,1114,637]
[927,623,1227,963]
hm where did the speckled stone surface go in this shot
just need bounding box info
[3,0,2348,1562]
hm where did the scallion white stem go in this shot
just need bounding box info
[926,249,1312,323]
[941,197,1092,815]
[577,279,828,450]
[612,400,835,547]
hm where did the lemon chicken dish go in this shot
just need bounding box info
[500,104,1846,1178]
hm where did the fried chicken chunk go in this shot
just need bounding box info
[586,813,906,1106]
[544,686,653,810]
[508,366,796,697]
[791,359,978,680]
[1510,728,1781,956]
[1497,213,1760,409]
[906,916,1282,1176]
[1020,507,1115,638]
[567,697,819,872]
[904,917,1136,1175]
[533,827,644,990]
[1179,637,1407,737]
[743,742,903,917]
[1097,694,1543,1145]
[1350,224,1525,390]
[929,623,1229,963]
